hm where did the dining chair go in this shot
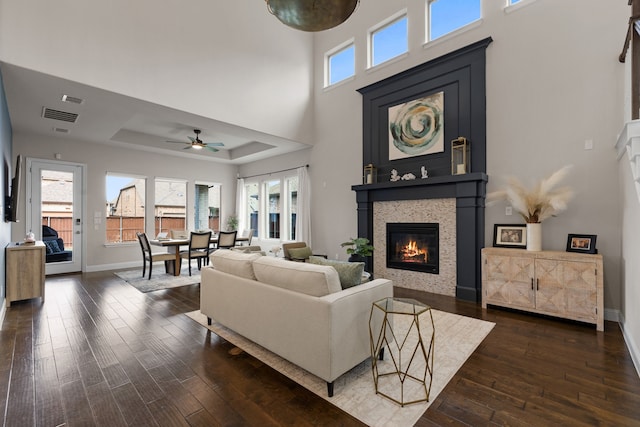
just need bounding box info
[241,228,255,246]
[136,232,176,279]
[180,231,213,276]
[216,230,238,249]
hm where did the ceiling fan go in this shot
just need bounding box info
[165,129,224,152]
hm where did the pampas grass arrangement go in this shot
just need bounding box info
[488,165,574,223]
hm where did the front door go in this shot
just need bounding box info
[27,158,84,275]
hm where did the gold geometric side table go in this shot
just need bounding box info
[369,297,434,406]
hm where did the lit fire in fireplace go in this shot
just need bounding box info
[398,240,427,263]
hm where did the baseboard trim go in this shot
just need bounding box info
[604,308,620,322]
[85,261,141,273]
[619,311,640,379]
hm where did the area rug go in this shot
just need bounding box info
[185,309,494,426]
[115,266,201,293]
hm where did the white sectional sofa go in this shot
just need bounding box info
[200,249,393,397]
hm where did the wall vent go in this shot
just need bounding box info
[42,107,78,123]
[61,94,84,104]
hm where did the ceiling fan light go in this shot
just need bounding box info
[192,145,203,150]
[266,0,359,32]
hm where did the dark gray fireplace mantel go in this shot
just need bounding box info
[352,172,487,302]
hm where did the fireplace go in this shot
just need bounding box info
[387,223,439,274]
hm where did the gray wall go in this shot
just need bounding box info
[302,0,628,313]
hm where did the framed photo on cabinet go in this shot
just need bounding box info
[493,224,527,249]
[566,234,597,254]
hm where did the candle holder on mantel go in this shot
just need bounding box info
[364,164,377,184]
[451,137,469,175]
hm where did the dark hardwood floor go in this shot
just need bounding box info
[1,271,639,426]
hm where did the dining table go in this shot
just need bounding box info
[149,235,249,276]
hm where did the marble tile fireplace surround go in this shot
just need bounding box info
[353,173,487,302]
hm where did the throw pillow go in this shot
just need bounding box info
[307,256,365,289]
[44,239,61,254]
[287,246,312,260]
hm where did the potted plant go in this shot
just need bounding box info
[340,237,374,262]
[488,165,573,251]
[226,214,238,231]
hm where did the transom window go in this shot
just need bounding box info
[428,0,481,41]
[326,41,355,87]
[369,12,408,68]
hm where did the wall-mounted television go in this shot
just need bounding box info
[5,154,22,222]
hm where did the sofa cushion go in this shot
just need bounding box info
[252,256,342,297]
[286,246,313,260]
[210,249,261,281]
[307,256,365,289]
[44,239,62,254]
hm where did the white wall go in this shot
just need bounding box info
[0,0,315,144]
[305,0,628,310]
[12,132,237,271]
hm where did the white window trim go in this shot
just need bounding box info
[425,0,483,44]
[367,9,409,70]
[243,171,298,243]
[105,171,148,245]
[423,18,483,49]
[504,0,538,14]
[325,38,356,88]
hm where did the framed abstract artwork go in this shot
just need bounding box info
[388,91,444,161]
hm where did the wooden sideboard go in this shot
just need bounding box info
[5,241,46,307]
[481,247,603,331]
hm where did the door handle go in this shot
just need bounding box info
[531,278,534,290]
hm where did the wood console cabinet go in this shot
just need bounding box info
[481,248,603,331]
[5,241,46,307]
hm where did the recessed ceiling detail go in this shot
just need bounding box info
[42,107,79,123]
[53,127,70,133]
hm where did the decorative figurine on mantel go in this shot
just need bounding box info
[401,172,416,180]
[390,169,401,182]
[421,166,428,179]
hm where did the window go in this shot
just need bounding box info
[194,182,221,232]
[266,180,280,239]
[154,178,187,236]
[245,182,259,237]
[106,173,145,243]
[242,174,298,242]
[370,12,408,68]
[286,176,298,241]
[428,0,481,41]
[326,41,355,86]
[509,0,521,4]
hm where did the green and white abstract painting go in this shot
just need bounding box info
[388,91,444,160]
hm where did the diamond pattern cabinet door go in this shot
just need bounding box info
[534,259,566,315]
[483,254,534,309]
[563,260,597,321]
[507,256,535,309]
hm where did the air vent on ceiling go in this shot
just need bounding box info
[53,127,70,134]
[42,107,79,123]
[61,94,84,104]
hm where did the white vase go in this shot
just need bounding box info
[526,223,542,251]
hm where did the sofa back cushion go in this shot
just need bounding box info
[252,256,342,297]
[307,256,365,289]
[210,249,261,281]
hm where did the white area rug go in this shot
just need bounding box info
[186,308,494,426]
[115,267,201,293]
